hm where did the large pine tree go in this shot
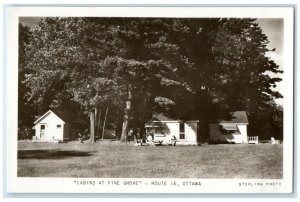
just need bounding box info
[21,17,283,141]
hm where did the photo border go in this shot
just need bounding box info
[2,3,297,198]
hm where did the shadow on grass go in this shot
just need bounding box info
[18,149,95,160]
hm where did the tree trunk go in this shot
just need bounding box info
[198,113,209,143]
[140,119,146,139]
[94,107,98,139]
[120,84,132,142]
[89,110,95,142]
[97,107,102,137]
[101,107,108,140]
[120,116,129,142]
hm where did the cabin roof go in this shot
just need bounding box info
[220,111,249,124]
[145,113,198,126]
[152,113,182,122]
[33,110,65,125]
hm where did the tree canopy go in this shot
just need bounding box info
[19,17,283,141]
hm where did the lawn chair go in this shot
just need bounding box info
[169,135,177,146]
[133,135,142,146]
[146,135,156,147]
[77,137,84,144]
[271,137,279,144]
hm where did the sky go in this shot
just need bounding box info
[256,18,284,105]
[19,17,40,28]
[19,17,284,105]
[256,18,284,69]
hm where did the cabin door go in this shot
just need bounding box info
[40,124,46,139]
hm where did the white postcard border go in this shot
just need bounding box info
[6,6,294,194]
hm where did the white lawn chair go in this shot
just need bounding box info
[146,135,156,147]
[271,137,279,144]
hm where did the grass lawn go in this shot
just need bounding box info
[17,141,282,178]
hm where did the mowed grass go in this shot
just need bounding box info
[18,141,282,178]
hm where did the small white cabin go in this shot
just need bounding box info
[32,110,72,142]
[145,114,198,145]
[209,111,249,144]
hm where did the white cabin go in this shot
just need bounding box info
[32,110,72,142]
[209,111,249,144]
[145,114,198,145]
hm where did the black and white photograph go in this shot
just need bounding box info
[5,6,294,194]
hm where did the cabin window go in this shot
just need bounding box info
[40,125,45,130]
[57,124,61,128]
[179,123,185,139]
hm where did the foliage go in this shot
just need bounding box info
[20,17,283,140]
[18,23,34,129]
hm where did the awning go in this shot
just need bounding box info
[221,124,238,131]
[145,122,163,128]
